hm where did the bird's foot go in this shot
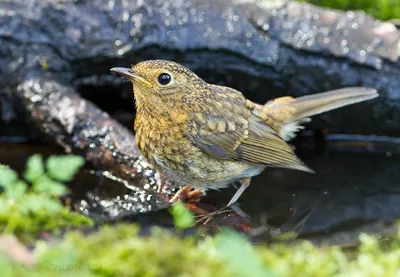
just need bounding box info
[195,206,232,225]
[169,186,206,203]
[195,204,249,225]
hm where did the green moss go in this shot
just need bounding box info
[1,155,400,276]
[0,201,93,242]
[259,232,400,277]
[0,155,93,242]
[1,223,399,277]
[36,224,234,277]
[301,0,400,20]
[169,201,195,230]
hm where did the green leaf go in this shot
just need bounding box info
[0,198,9,212]
[46,155,85,182]
[23,154,45,183]
[169,201,194,230]
[32,175,67,196]
[0,165,18,191]
[4,180,27,199]
[21,194,62,213]
[215,229,275,277]
[38,198,64,213]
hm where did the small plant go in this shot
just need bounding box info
[302,0,400,21]
[214,229,276,277]
[0,154,92,240]
[1,155,399,276]
[3,222,400,277]
[169,201,195,230]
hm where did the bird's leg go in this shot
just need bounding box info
[195,206,232,225]
[227,177,252,207]
[195,203,250,225]
[169,186,206,203]
[229,203,250,220]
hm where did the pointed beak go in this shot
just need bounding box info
[110,67,152,87]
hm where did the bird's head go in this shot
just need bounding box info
[111,60,207,112]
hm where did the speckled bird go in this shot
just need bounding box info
[111,60,378,206]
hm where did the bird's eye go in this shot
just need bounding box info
[157,73,172,86]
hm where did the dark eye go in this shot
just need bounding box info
[157,73,171,85]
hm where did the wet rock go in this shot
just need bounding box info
[15,73,175,212]
[1,0,399,136]
[0,0,400,215]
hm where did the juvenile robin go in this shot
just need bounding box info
[111,60,378,206]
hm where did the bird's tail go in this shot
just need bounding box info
[290,87,378,122]
[260,87,378,141]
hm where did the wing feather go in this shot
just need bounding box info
[195,116,312,172]
[193,84,313,172]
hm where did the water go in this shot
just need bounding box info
[208,151,400,245]
[1,140,399,246]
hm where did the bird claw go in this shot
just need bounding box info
[169,186,206,203]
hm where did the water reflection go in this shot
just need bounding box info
[208,151,400,245]
[1,142,399,246]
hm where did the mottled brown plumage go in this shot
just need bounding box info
[111,60,378,206]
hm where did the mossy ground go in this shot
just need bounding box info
[2,223,400,277]
[0,155,93,242]
[2,2,399,275]
[302,0,400,20]
[1,156,400,277]
[0,203,93,243]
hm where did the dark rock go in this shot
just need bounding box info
[1,0,399,136]
[0,0,399,220]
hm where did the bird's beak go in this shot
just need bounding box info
[110,67,152,87]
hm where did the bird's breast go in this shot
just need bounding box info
[135,113,194,166]
[134,111,265,189]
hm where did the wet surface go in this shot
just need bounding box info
[1,139,399,246]
[2,0,400,138]
[1,0,400,249]
[256,2,400,69]
[0,142,172,219]
[210,151,400,245]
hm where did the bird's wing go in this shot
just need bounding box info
[193,85,312,172]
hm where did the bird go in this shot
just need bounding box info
[111,60,378,206]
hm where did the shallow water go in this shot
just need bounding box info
[207,150,400,245]
[1,139,399,246]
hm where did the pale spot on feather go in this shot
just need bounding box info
[200,128,211,136]
[245,100,256,110]
[233,129,249,150]
[227,121,236,131]
[236,116,247,126]
[207,120,218,131]
[223,102,232,110]
[216,121,226,133]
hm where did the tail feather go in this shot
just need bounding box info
[291,87,378,122]
[277,87,378,141]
